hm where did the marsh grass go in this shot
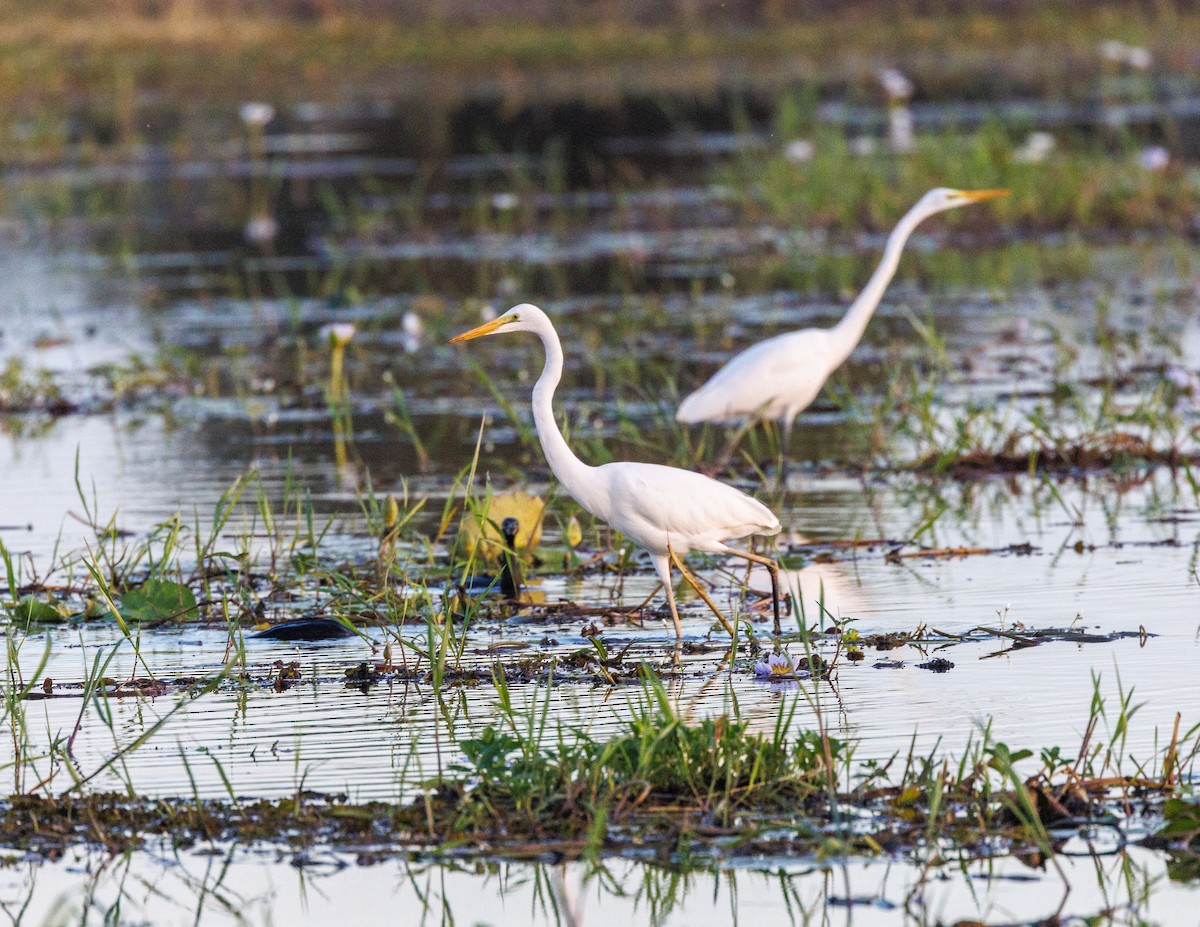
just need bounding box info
[0,663,1192,878]
[734,121,1197,235]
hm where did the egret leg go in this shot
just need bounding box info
[652,554,683,640]
[777,419,794,488]
[709,419,757,476]
[668,545,736,638]
[725,548,783,636]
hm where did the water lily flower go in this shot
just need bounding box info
[1014,131,1056,164]
[784,138,815,163]
[1139,146,1170,171]
[321,323,357,348]
[755,651,799,678]
[401,311,423,338]
[1099,40,1152,70]
[240,102,276,127]
[1099,39,1129,63]
[1126,46,1152,70]
[244,215,278,246]
[877,68,913,102]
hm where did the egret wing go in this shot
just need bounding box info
[606,462,779,541]
[677,328,834,422]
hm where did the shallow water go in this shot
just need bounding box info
[2,840,1194,926]
[3,76,1200,923]
[2,465,1196,803]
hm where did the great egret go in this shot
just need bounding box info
[676,188,1009,471]
[450,303,783,638]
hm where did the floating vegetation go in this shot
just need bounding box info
[0,670,1193,884]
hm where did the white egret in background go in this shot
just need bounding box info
[677,188,1009,474]
[450,304,783,638]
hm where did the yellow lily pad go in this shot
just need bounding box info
[461,491,545,562]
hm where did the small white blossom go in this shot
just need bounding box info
[877,68,913,101]
[1013,131,1056,164]
[491,192,519,210]
[1099,40,1153,70]
[401,311,423,338]
[784,138,815,163]
[1139,146,1170,171]
[244,215,278,246]
[1099,39,1129,63]
[239,102,276,127]
[320,323,357,347]
[1126,46,1152,70]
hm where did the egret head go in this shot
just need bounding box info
[917,187,1009,217]
[449,303,546,344]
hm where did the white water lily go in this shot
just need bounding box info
[321,323,357,347]
[1014,131,1056,164]
[877,67,913,101]
[1125,46,1152,70]
[401,311,423,338]
[240,102,276,127]
[1099,40,1152,70]
[784,138,814,163]
[244,215,278,246]
[1139,146,1170,171]
[754,651,799,678]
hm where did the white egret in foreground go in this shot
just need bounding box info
[450,304,783,638]
[677,188,1009,471]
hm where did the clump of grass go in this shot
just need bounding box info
[737,123,1195,236]
[0,357,73,415]
[447,668,843,834]
[0,668,1193,876]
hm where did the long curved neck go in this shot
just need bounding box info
[530,318,596,499]
[828,204,930,364]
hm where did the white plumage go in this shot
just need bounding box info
[451,303,782,638]
[678,188,1009,465]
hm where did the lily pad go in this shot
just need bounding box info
[118,580,198,622]
[461,491,545,562]
[10,595,69,625]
